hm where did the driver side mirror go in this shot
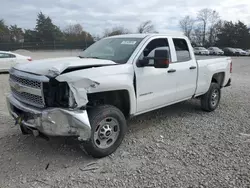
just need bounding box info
[137,49,171,68]
[153,49,170,68]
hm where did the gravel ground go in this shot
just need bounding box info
[0,57,250,188]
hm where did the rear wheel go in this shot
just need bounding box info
[201,83,221,112]
[81,105,127,158]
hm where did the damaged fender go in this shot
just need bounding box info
[56,63,137,114]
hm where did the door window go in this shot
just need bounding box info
[139,38,170,65]
[0,53,16,58]
[173,38,191,62]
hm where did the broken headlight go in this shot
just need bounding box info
[43,79,76,108]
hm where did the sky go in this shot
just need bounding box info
[1,0,250,35]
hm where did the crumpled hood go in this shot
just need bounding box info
[13,57,117,76]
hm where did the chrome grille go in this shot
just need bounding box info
[11,88,44,108]
[9,68,49,108]
[10,74,41,89]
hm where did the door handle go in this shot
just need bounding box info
[168,69,176,73]
[189,66,197,70]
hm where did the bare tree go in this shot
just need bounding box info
[179,16,195,39]
[192,24,204,46]
[197,8,219,45]
[197,8,211,45]
[208,20,222,46]
[92,34,101,41]
[64,24,83,35]
[208,11,220,46]
[103,26,130,37]
[64,23,93,43]
[137,20,156,33]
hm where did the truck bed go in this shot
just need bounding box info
[194,55,231,96]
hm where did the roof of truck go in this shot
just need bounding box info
[107,32,185,39]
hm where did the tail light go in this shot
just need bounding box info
[27,57,32,61]
[230,61,232,73]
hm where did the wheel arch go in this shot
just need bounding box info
[211,72,225,87]
[87,90,131,119]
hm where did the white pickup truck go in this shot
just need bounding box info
[6,33,232,158]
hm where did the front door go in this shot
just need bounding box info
[133,37,178,113]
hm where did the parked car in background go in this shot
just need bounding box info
[0,51,32,72]
[193,47,210,55]
[235,48,248,56]
[208,47,224,55]
[245,50,250,56]
[223,48,238,56]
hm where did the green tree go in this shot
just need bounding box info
[216,21,250,48]
[0,19,10,42]
[24,29,38,42]
[35,12,62,42]
[9,24,24,42]
[208,20,222,46]
[0,19,8,33]
[234,21,250,49]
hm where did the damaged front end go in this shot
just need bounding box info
[7,95,91,140]
[7,68,99,141]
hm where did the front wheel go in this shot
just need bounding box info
[81,105,127,158]
[201,83,221,112]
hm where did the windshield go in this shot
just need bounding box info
[79,37,143,64]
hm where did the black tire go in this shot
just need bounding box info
[82,105,127,158]
[201,82,221,112]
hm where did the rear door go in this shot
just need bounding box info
[170,38,197,100]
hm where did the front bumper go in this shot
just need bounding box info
[6,94,91,141]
